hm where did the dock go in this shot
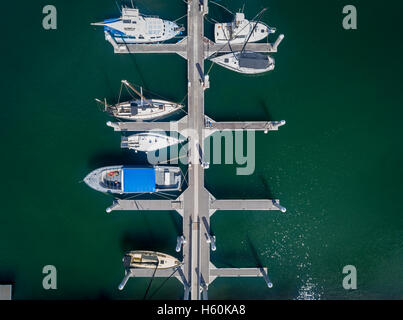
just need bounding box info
[0,285,12,300]
[104,29,284,60]
[106,116,285,136]
[103,1,286,300]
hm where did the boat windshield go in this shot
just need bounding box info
[102,170,122,190]
[239,52,269,69]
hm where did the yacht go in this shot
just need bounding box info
[123,251,181,269]
[91,7,184,44]
[96,80,184,121]
[210,51,275,74]
[214,12,275,44]
[121,132,183,153]
[84,166,182,194]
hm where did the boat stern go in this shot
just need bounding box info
[214,23,231,43]
[155,166,182,192]
[267,55,276,71]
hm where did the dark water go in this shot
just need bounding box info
[0,0,402,299]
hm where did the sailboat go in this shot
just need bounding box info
[96,80,184,121]
[210,51,275,74]
[117,250,182,290]
[215,12,275,44]
[84,165,182,194]
[123,251,181,269]
[209,8,276,74]
[121,132,183,153]
[91,6,184,44]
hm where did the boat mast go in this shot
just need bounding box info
[122,80,153,106]
[240,8,267,54]
[95,98,109,111]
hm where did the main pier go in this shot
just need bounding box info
[106,1,286,300]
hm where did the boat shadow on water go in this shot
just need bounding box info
[120,229,176,255]
[0,269,15,284]
[120,47,148,90]
[259,175,275,200]
[258,99,274,122]
[246,235,263,268]
[87,149,148,170]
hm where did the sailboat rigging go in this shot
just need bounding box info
[210,8,276,74]
[95,80,185,121]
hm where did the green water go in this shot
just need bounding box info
[0,0,402,299]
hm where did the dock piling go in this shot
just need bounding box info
[273,200,287,213]
[273,34,285,51]
[106,201,118,213]
[206,234,216,251]
[118,271,131,290]
[260,267,273,288]
[176,236,186,252]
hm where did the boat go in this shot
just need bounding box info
[84,166,182,194]
[91,7,184,44]
[121,132,183,153]
[214,12,275,44]
[210,51,275,74]
[96,80,184,121]
[123,251,181,269]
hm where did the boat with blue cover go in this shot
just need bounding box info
[91,7,184,44]
[84,166,182,194]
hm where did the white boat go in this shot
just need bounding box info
[214,12,275,44]
[123,251,181,269]
[84,166,182,194]
[91,7,184,44]
[210,51,275,74]
[121,132,183,153]
[96,80,184,121]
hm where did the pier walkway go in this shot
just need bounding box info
[107,1,286,300]
[106,116,286,135]
[104,31,284,60]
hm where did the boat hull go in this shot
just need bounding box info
[107,99,184,121]
[105,20,182,44]
[214,21,271,44]
[210,51,275,74]
[122,132,183,152]
[123,250,181,269]
[84,165,123,194]
[84,165,182,194]
[100,8,183,44]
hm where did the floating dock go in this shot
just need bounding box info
[104,33,284,60]
[0,285,12,300]
[104,1,286,300]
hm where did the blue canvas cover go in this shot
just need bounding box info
[123,168,156,193]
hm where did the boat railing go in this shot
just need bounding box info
[140,13,160,19]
